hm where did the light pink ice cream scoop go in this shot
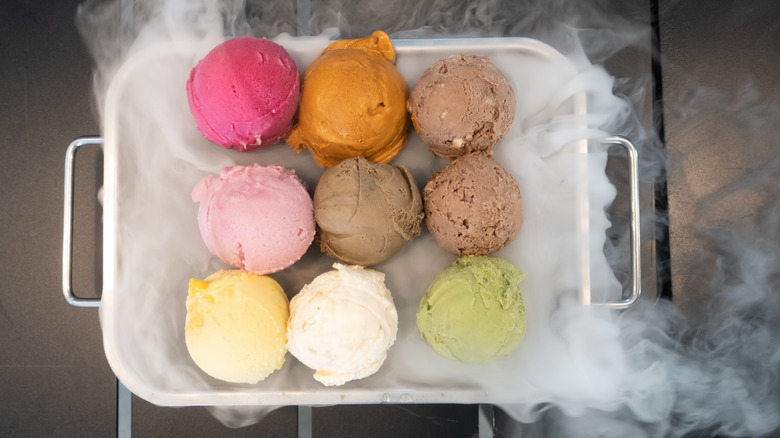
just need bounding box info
[186,37,300,151]
[192,164,315,274]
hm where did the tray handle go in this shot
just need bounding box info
[593,136,642,309]
[62,136,103,308]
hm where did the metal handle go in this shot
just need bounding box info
[62,136,104,308]
[594,136,642,309]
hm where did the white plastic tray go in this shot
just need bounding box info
[63,36,639,407]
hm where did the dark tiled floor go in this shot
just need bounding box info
[660,0,780,323]
[1,1,115,436]
[312,404,479,437]
[131,402,298,437]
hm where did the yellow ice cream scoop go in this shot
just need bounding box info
[185,270,289,384]
[286,31,409,167]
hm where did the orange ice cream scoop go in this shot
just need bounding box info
[286,31,409,167]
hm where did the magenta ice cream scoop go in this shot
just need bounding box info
[186,37,300,151]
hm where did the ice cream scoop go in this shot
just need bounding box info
[408,54,516,158]
[192,164,315,274]
[287,263,398,386]
[417,256,526,364]
[286,31,409,167]
[314,156,424,266]
[185,270,289,383]
[186,37,299,151]
[424,153,522,256]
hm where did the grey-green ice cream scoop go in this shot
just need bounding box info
[417,255,526,364]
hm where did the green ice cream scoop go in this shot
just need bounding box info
[416,255,526,364]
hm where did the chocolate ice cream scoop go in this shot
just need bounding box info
[424,153,522,256]
[408,55,516,159]
[314,157,424,266]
